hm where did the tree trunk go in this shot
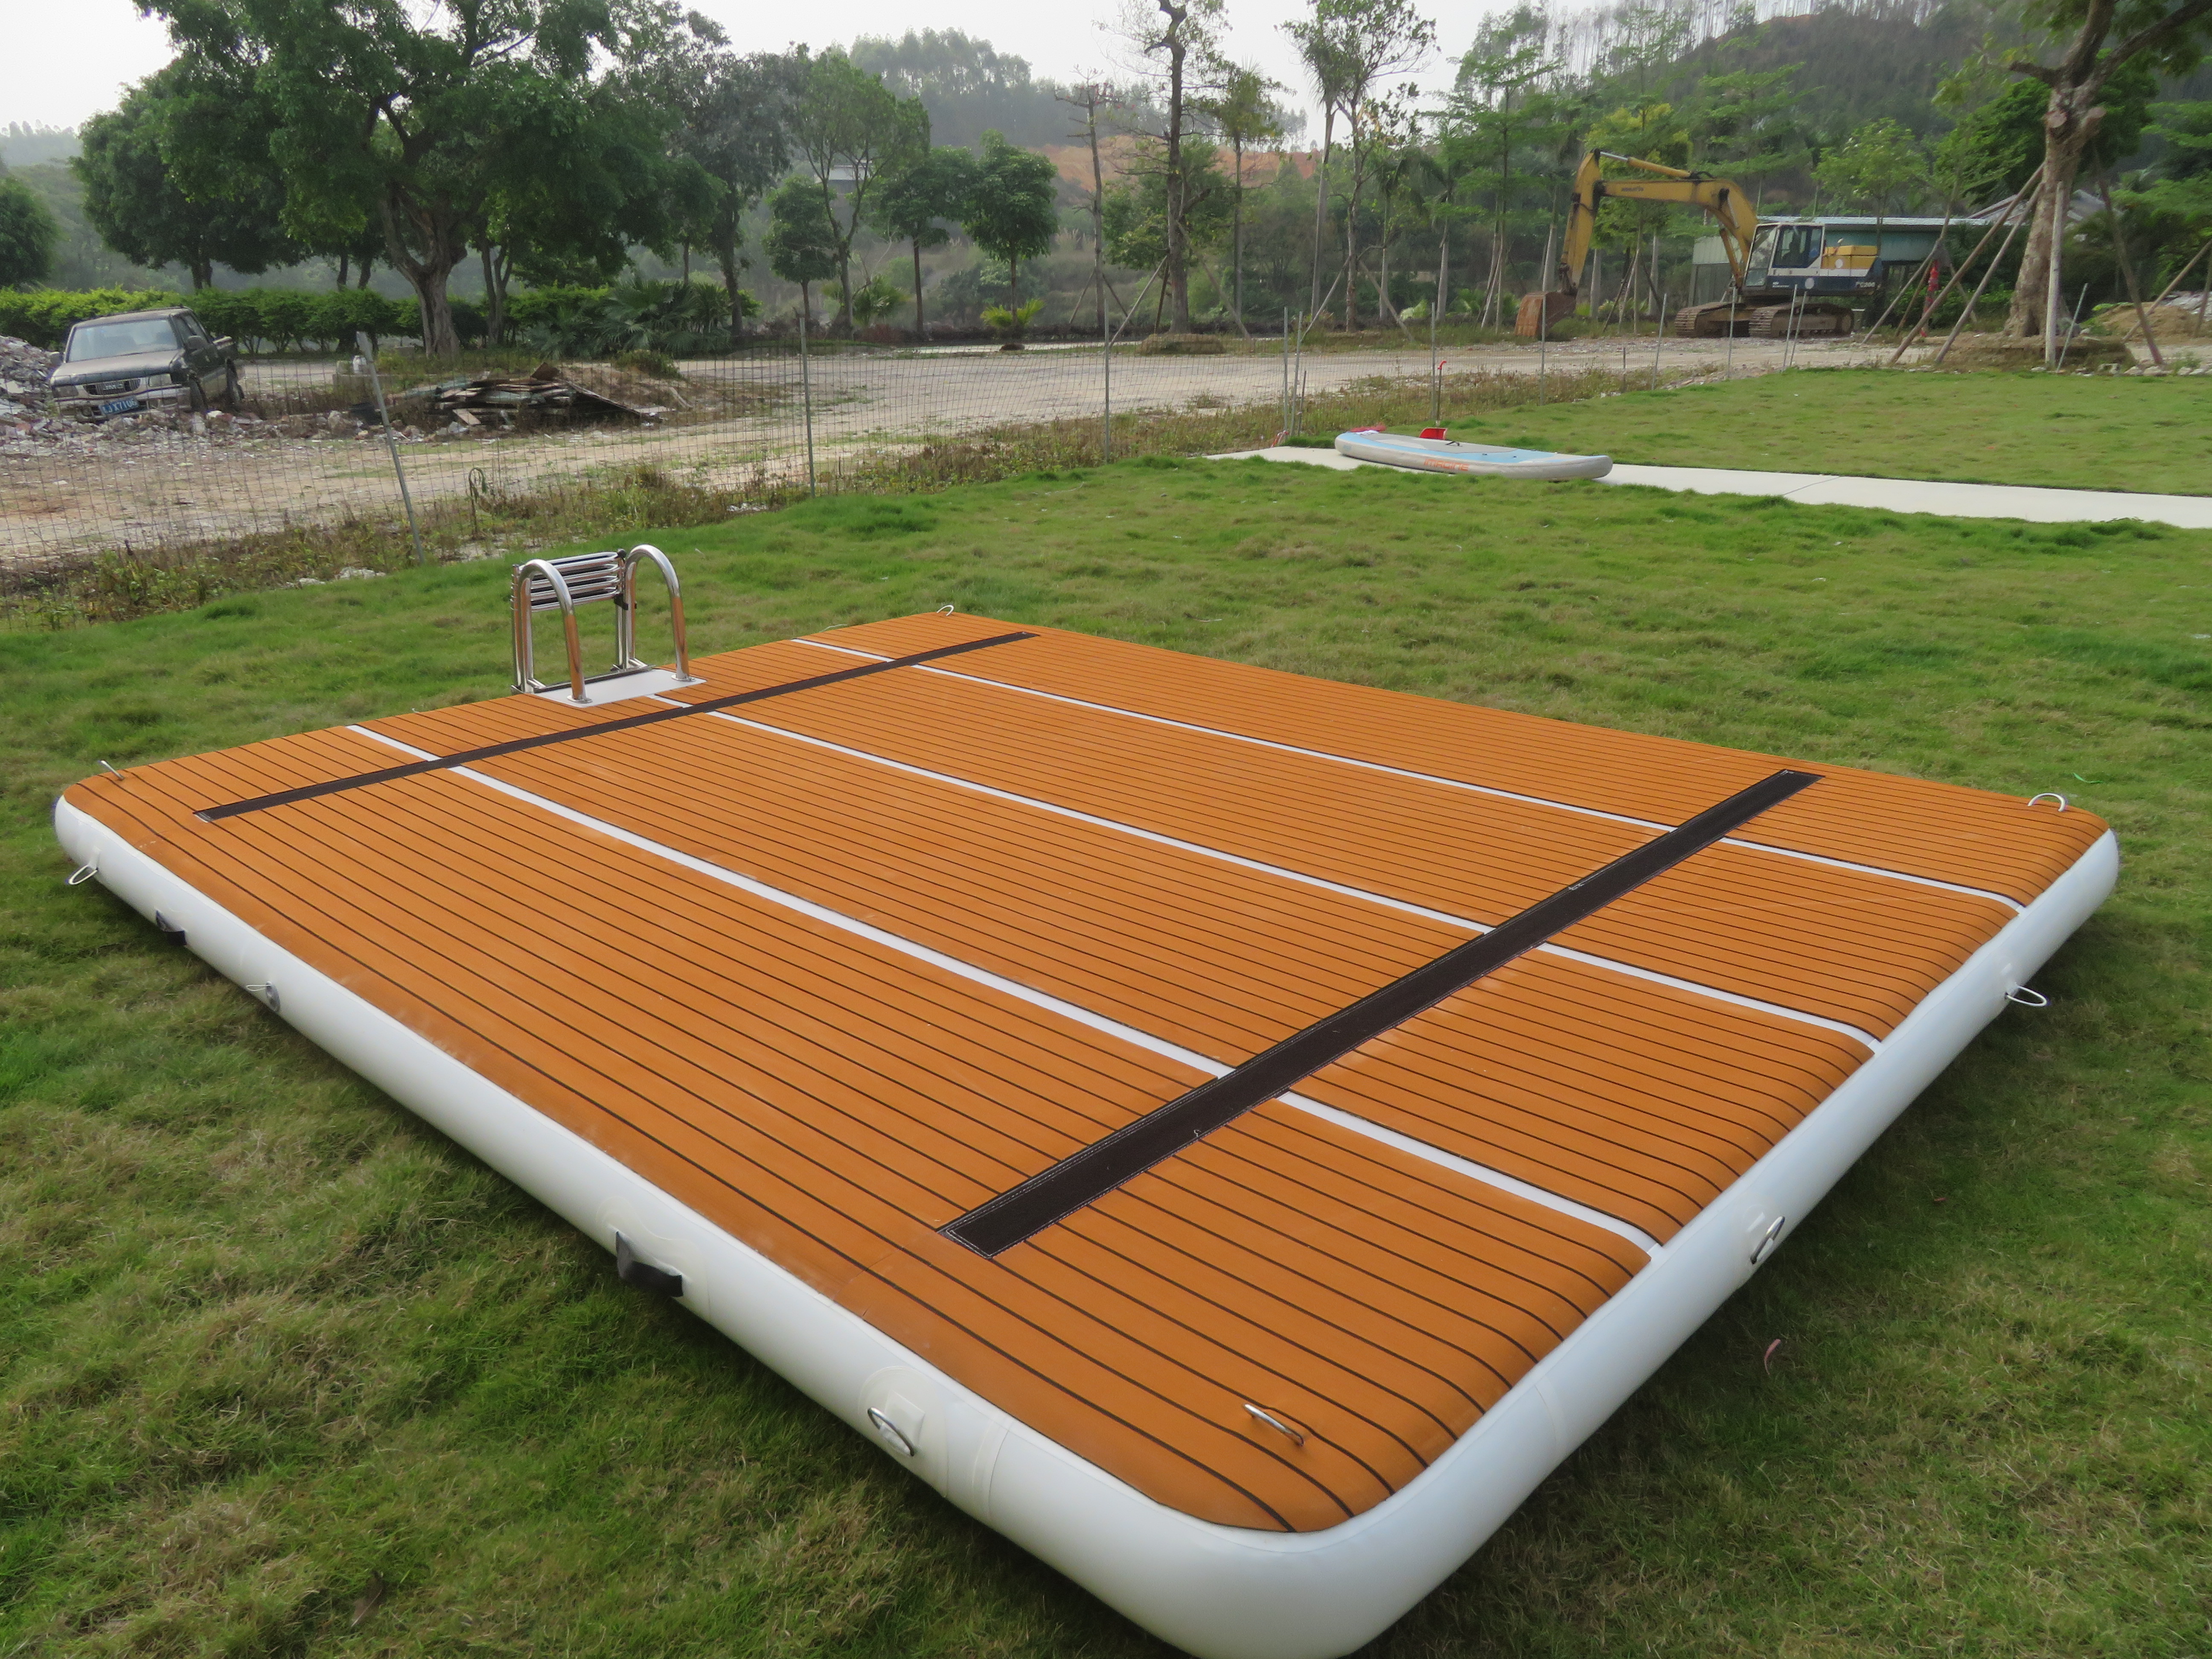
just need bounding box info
[1310,115,1334,317]
[412,262,460,356]
[190,259,213,291]
[480,243,508,349]
[912,239,926,337]
[1342,148,1359,327]
[1376,217,1396,326]
[1083,93,1109,339]
[1232,138,1248,336]
[336,253,350,289]
[1163,0,1191,334]
[378,196,464,357]
[716,242,745,344]
[2005,83,2098,343]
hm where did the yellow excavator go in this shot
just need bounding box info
[1515,150,1857,340]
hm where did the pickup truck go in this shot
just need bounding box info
[47,306,241,419]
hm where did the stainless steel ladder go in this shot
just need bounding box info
[510,543,692,701]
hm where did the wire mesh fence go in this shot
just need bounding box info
[0,325,1855,627]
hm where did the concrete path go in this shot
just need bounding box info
[1211,446,2212,530]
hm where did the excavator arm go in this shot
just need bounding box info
[1554,149,1759,297]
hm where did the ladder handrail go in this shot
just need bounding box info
[512,557,589,702]
[616,543,690,681]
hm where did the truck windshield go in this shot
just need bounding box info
[67,319,183,361]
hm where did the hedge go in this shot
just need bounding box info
[0,286,425,352]
[0,288,184,348]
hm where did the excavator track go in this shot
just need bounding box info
[1743,300,1855,338]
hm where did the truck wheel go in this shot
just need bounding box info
[220,367,242,410]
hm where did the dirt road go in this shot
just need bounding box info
[3,335,1877,566]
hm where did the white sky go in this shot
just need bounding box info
[3,0,1467,135]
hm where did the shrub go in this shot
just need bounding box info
[850,274,907,327]
[506,284,611,338]
[611,348,681,378]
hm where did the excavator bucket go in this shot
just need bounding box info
[1515,292,1577,339]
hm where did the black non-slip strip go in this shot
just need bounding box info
[198,632,1036,821]
[944,767,1822,1257]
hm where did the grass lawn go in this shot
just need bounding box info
[1426,367,2212,496]
[5,458,2209,1657]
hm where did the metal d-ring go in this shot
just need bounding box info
[1244,1403,1306,1446]
[2028,792,2069,811]
[866,1407,916,1458]
[66,863,98,886]
[937,603,956,614]
[2006,986,2050,1008]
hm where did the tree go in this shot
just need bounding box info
[1198,64,1292,331]
[1288,0,1435,328]
[151,0,677,355]
[766,175,841,325]
[0,172,59,288]
[2135,96,2212,247]
[1994,0,2212,351]
[960,132,1062,309]
[1683,62,1806,195]
[1814,116,1926,215]
[1585,100,1689,320]
[634,14,800,343]
[871,146,976,335]
[787,49,929,331]
[1059,80,1122,338]
[1116,0,1224,332]
[1445,8,1556,325]
[74,63,295,290]
[1287,1,1359,316]
[484,76,715,345]
[852,30,1073,150]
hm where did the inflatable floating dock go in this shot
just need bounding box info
[1334,429,1614,478]
[55,609,2113,1659]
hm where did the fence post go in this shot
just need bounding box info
[1428,298,1440,426]
[1280,309,1291,441]
[1726,294,1738,375]
[1102,292,1112,464]
[357,329,425,566]
[1652,291,1666,389]
[797,307,817,496]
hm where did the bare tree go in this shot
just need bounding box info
[1060,80,1123,338]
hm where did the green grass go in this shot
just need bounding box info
[4,458,2209,1656]
[1426,367,2212,495]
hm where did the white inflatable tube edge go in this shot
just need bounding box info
[52,797,2116,1659]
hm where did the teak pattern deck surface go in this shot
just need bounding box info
[64,614,2105,1533]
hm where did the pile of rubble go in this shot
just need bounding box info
[0,335,59,429]
[381,362,669,432]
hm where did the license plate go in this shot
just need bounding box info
[99,397,142,416]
